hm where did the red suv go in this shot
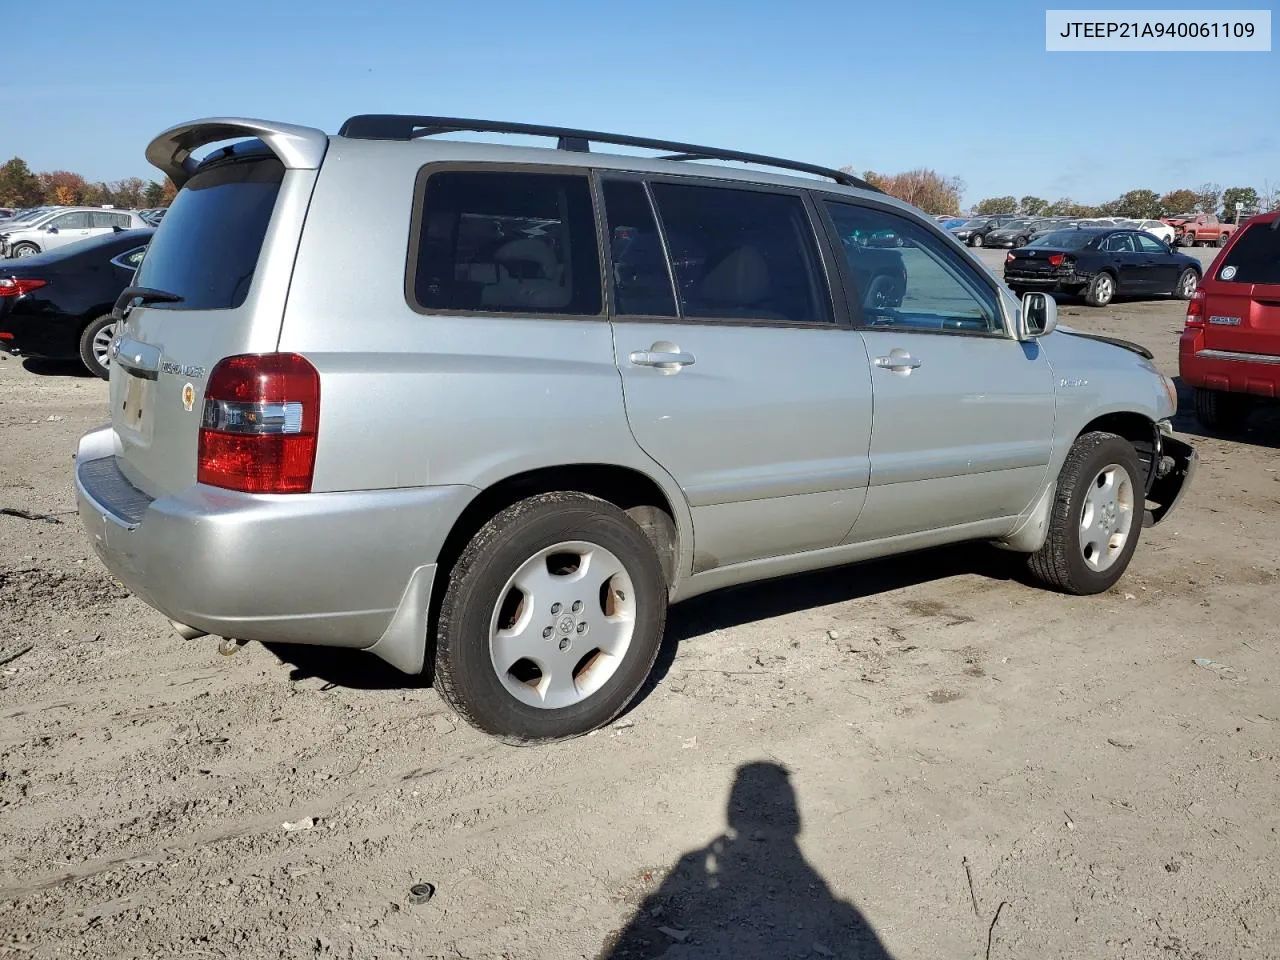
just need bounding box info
[1179,211,1280,431]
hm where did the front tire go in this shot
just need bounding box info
[78,314,116,379]
[434,492,668,742]
[1193,387,1252,433]
[971,233,984,248]
[1174,267,1199,300]
[1084,271,1115,307]
[1027,432,1143,595]
[10,242,39,258]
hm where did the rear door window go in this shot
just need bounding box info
[1220,223,1280,284]
[648,182,832,323]
[601,180,676,317]
[410,169,601,315]
[133,157,284,310]
[91,212,131,228]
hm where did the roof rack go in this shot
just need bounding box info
[338,114,877,192]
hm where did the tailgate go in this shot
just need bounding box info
[109,118,326,498]
[1200,222,1280,356]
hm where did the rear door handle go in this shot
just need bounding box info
[630,349,695,369]
[874,353,923,372]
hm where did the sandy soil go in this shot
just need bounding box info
[2,250,1278,959]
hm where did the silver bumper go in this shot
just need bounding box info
[75,426,475,671]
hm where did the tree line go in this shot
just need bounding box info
[0,157,176,210]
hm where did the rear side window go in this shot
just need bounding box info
[602,180,676,317]
[133,158,283,310]
[91,212,130,228]
[411,170,601,315]
[1220,223,1280,284]
[649,183,831,323]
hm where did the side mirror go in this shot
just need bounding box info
[45,225,58,234]
[1019,291,1058,339]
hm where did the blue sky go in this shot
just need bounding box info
[4,0,1275,206]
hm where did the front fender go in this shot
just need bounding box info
[1146,433,1197,526]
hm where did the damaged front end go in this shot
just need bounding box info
[1145,422,1197,526]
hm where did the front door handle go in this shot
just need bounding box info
[630,346,695,370]
[874,352,923,373]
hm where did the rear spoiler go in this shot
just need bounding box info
[145,117,328,188]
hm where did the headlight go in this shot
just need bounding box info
[1162,374,1178,413]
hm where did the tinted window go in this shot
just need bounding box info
[1220,222,1280,284]
[1029,230,1093,250]
[825,201,1001,334]
[134,158,283,310]
[412,170,600,315]
[1101,233,1135,253]
[602,180,676,317]
[650,183,831,323]
[1134,233,1165,254]
[50,212,91,230]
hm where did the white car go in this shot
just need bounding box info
[1134,219,1176,244]
[0,208,151,259]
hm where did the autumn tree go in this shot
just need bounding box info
[841,167,962,215]
[1195,183,1221,214]
[1044,197,1093,217]
[1019,196,1047,216]
[1159,189,1198,215]
[1222,186,1259,217]
[39,171,88,205]
[160,178,177,205]
[973,195,1017,215]
[0,158,42,206]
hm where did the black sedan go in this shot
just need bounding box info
[949,215,1018,247]
[984,218,1060,248]
[1003,227,1201,307]
[0,228,153,377]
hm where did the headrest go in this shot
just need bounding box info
[699,246,769,305]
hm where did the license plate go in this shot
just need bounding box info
[122,374,152,438]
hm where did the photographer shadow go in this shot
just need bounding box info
[599,762,894,960]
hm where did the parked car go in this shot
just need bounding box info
[984,218,1060,248]
[1,208,150,258]
[950,215,1018,247]
[1164,212,1235,248]
[1004,227,1201,306]
[0,228,153,377]
[937,217,967,230]
[1127,219,1176,244]
[1179,210,1280,431]
[74,114,1194,742]
[1025,218,1080,243]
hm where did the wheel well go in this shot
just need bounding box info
[435,465,680,591]
[1079,412,1158,491]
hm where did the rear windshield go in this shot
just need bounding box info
[1220,222,1280,284]
[1027,230,1094,250]
[133,157,283,310]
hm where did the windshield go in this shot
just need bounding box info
[958,219,989,229]
[999,219,1030,231]
[1220,222,1280,284]
[1028,230,1094,250]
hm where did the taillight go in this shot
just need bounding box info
[0,278,48,297]
[1047,254,1066,267]
[1005,252,1015,264]
[197,353,320,494]
[1185,288,1205,328]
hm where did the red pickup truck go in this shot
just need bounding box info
[1163,213,1237,248]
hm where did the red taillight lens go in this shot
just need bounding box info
[0,278,48,297]
[197,353,320,494]
[1185,288,1205,328]
[1005,252,1015,263]
[1047,254,1066,267]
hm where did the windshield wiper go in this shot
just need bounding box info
[112,286,184,318]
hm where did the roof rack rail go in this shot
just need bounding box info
[338,114,877,192]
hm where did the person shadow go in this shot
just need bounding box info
[599,762,894,960]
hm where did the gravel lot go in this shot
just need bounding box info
[2,244,1279,960]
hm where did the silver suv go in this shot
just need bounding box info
[76,115,1196,742]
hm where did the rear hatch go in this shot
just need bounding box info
[1200,219,1280,357]
[108,119,327,498]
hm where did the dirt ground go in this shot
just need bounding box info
[2,246,1278,960]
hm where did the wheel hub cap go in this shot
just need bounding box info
[1078,464,1134,572]
[488,541,636,710]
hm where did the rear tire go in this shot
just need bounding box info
[1193,387,1252,433]
[1084,271,1115,307]
[1174,267,1199,300]
[1216,234,1228,248]
[433,492,668,743]
[1015,235,1029,247]
[1027,432,1143,595]
[78,314,116,379]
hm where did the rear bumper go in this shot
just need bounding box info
[1178,331,1280,397]
[1003,270,1086,290]
[74,425,476,671]
[0,309,80,360]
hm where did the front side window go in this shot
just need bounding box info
[50,212,91,230]
[1134,233,1165,254]
[134,157,283,310]
[411,170,601,315]
[825,201,1002,334]
[649,182,831,323]
[601,180,676,317]
[1220,223,1280,284]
